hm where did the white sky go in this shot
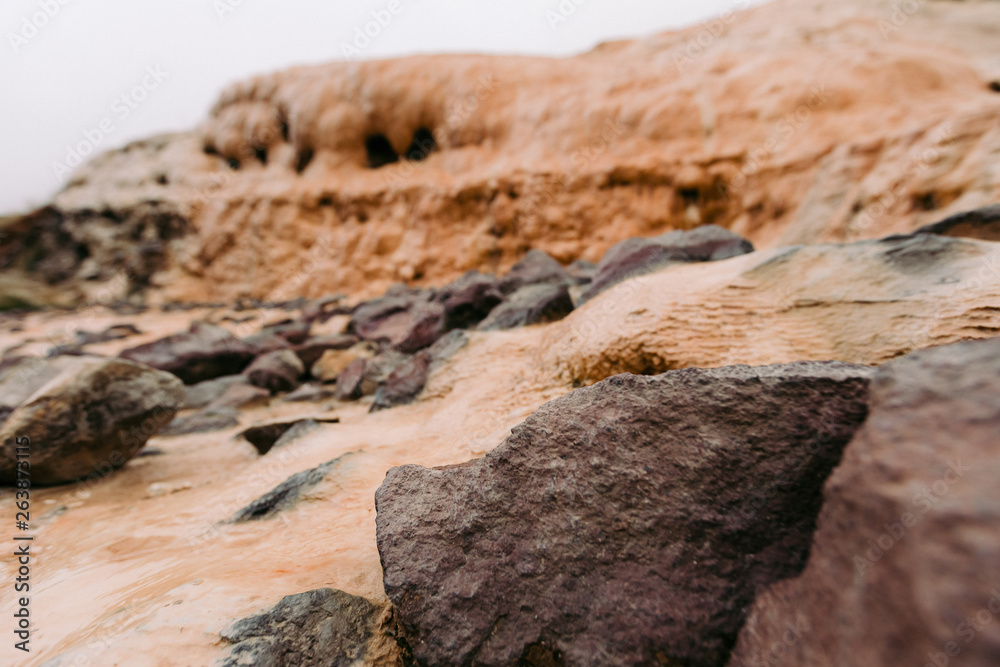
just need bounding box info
[0,0,765,215]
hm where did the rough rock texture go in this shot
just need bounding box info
[579,225,754,303]
[350,295,445,353]
[477,283,575,331]
[547,234,1000,385]
[729,337,1000,667]
[244,349,305,394]
[219,588,399,666]
[915,203,1000,241]
[119,321,256,384]
[0,357,183,485]
[375,362,873,667]
[14,0,1000,304]
[370,352,431,412]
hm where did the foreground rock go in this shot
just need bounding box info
[219,588,399,666]
[0,357,183,485]
[579,225,754,304]
[119,322,256,384]
[730,337,1000,667]
[376,362,873,666]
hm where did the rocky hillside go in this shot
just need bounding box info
[1,1,1000,666]
[3,0,1000,306]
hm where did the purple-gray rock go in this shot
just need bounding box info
[350,294,445,353]
[370,352,430,412]
[244,349,305,394]
[119,321,256,384]
[497,249,573,295]
[335,359,367,402]
[375,361,872,667]
[730,337,1000,667]
[433,270,504,330]
[293,333,360,368]
[477,283,574,331]
[913,203,1000,241]
[579,224,754,304]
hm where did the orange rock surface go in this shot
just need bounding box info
[46,0,1000,304]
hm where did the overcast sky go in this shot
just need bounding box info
[0,0,765,215]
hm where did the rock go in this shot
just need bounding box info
[219,588,398,667]
[293,333,360,368]
[375,361,873,667]
[119,322,256,384]
[579,225,754,304]
[432,270,504,330]
[334,359,367,402]
[359,350,411,396]
[0,357,184,485]
[160,408,239,436]
[425,329,469,369]
[240,417,339,456]
[205,383,270,411]
[0,356,82,425]
[730,337,1000,667]
[370,351,431,412]
[229,452,351,521]
[259,319,311,345]
[913,203,1000,241]
[566,259,598,284]
[497,249,573,295]
[241,331,292,356]
[74,323,142,346]
[550,235,1000,385]
[283,383,336,403]
[310,343,375,383]
[244,349,305,394]
[300,295,349,323]
[350,294,445,353]
[477,283,574,330]
[181,374,248,409]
